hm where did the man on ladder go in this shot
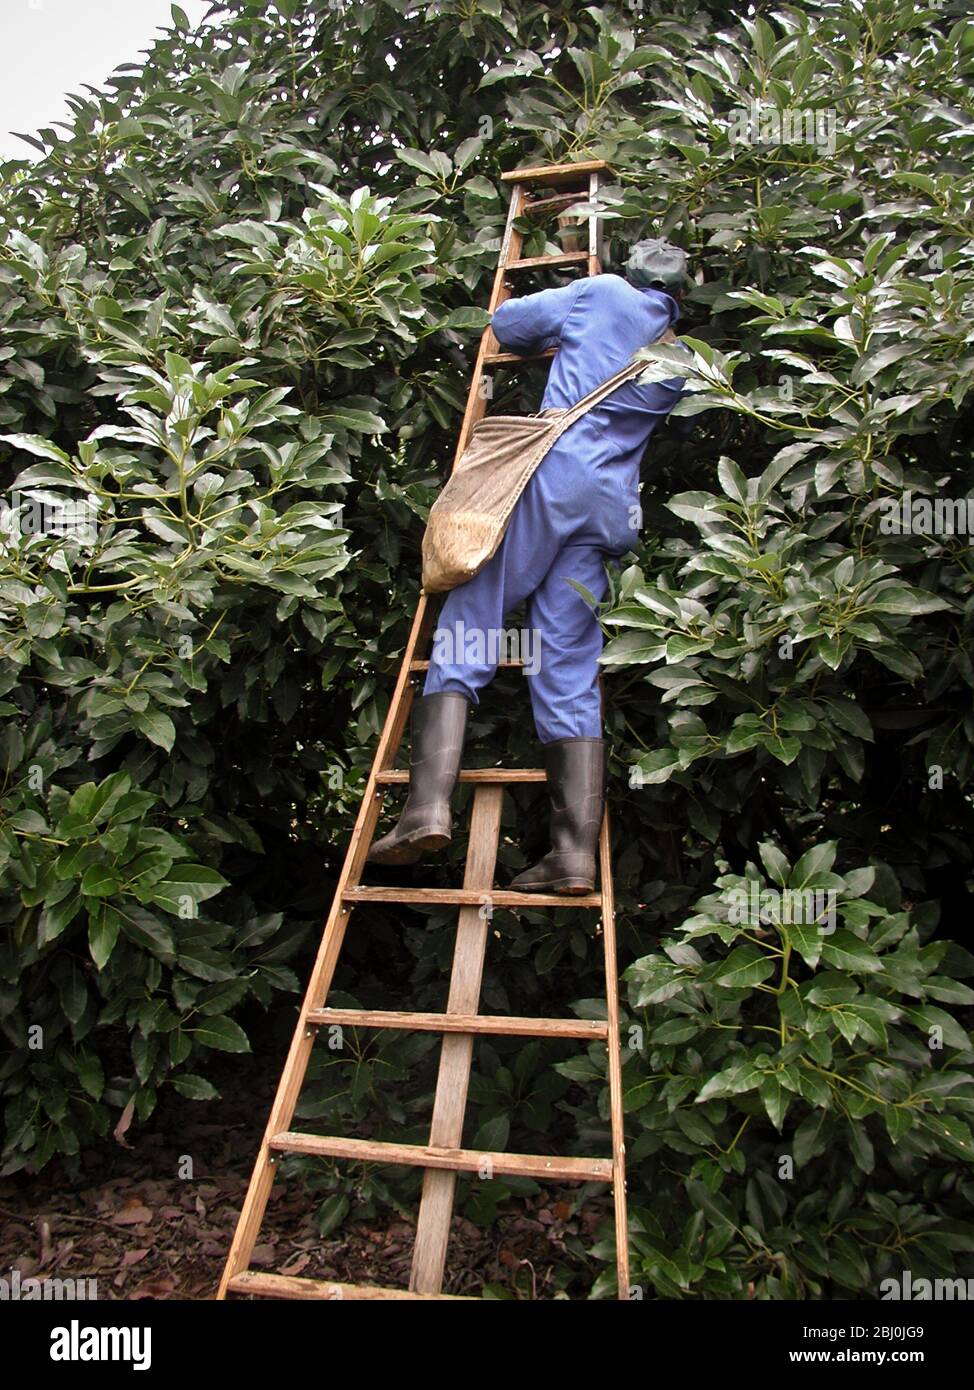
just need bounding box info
[368,237,691,894]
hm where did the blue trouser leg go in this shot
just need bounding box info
[424,466,612,742]
[523,542,610,743]
[423,471,564,710]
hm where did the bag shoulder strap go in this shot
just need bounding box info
[559,323,680,427]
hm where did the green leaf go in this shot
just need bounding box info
[316,1193,350,1237]
[77,1050,105,1100]
[172,1074,219,1100]
[789,842,837,888]
[685,1178,738,1229]
[431,307,491,333]
[652,1017,702,1045]
[793,1110,830,1164]
[709,946,776,989]
[847,1120,874,1174]
[80,864,119,898]
[757,841,790,887]
[151,864,229,913]
[472,1113,510,1152]
[716,456,747,504]
[759,1074,791,1131]
[88,906,121,970]
[190,1015,250,1053]
[821,930,882,974]
[132,709,176,752]
[394,147,445,177]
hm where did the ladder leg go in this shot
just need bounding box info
[599,800,631,1300]
[216,898,354,1297]
[409,784,503,1293]
[217,600,432,1298]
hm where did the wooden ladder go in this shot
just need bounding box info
[217,159,630,1303]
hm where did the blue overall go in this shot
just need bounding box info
[423,273,687,744]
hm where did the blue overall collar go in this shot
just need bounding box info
[637,285,682,323]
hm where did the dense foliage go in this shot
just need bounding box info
[1,0,972,1298]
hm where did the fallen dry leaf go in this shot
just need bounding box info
[112,1197,153,1227]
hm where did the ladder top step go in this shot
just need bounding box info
[270,1132,614,1184]
[501,159,612,185]
[305,1007,609,1040]
[343,886,602,909]
[506,251,589,271]
[227,1271,474,1301]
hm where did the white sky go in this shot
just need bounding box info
[0,0,214,159]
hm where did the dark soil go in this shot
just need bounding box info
[0,1050,613,1301]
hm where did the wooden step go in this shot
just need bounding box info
[269,1132,614,1183]
[305,1007,608,1040]
[227,1271,472,1301]
[343,886,601,909]
[506,251,589,271]
[482,346,557,365]
[523,191,591,219]
[375,767,545,784]
[501,158,612,186]
[408,658,525,671]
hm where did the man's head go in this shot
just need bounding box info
[624,237,689,299]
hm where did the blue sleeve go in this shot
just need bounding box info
[490,278,585,353]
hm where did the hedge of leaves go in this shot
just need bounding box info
[1,0,972,1298]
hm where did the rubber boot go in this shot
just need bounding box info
[509,737,606,895]
[367,691,472,866]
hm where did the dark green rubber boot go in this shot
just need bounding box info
[367,692,472,867]
[509,736,605,895]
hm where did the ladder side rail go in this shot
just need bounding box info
[599,804,630,1300]
[217,598,432,1297]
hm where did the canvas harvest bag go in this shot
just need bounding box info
[421,325,678,593]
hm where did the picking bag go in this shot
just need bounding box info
[421,325,677,593]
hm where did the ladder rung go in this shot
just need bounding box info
[523,191,590,218]
[270,1132,614,1183]
[506,251,589,271]
[306,1007,608,1040]
[409,658,524,670]
[500,159,611,186]
[482,347,557,365]
[375,767,546,784]
[228,1271,473,1301]
[343,886,601,909]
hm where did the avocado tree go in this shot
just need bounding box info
[1,0,972,1298]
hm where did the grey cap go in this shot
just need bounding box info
[625,237,689,293]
